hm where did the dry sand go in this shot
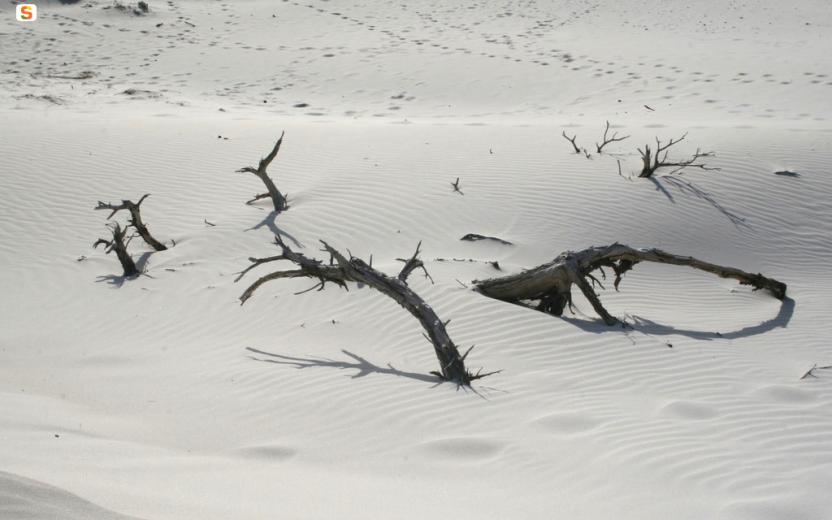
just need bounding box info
[1,1,830,518]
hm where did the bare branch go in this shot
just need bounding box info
[92,222,138,277]
[595,121,630,154]
[238,132,288,212]
[396,241,434,284]
[561,131,581,154]
[638,133,719,178]
[94,195,167,251]
[451,177,464,195]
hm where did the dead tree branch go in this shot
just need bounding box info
[595,121,629,154]
[638,133,719,178]
[238,237,495,385]
[93,222,138,277]
[237,131,288,212]
[94,194,167,251]
[561,131,582,154]
[451,177,464,195]
[800,364,832,380]
[396,241,434,284]
[473,243,786,326]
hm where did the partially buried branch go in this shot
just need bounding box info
[561,131,582,154]
[473,243,786,326]
[238,237,496,385]
[595,121,629,154]
[93,222,138,277]
[638,133,718,178]
[237,131,288,213]
[94,194,167,251]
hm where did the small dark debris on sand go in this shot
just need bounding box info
[774,170,800,177]
[121,88,161,99]
[16,94,65,105]
[40,70,96,80]
[460,234,513,245]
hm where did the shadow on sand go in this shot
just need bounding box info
[561,296,795,341]
[246,347,441,384]
[650,176,750,229]
[246,210,303,248]
[94,251,155,287]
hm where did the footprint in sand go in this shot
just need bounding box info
[534,412,602,434]
[659,401,718,420]
[419,437,505,460]
[236,445,298,460]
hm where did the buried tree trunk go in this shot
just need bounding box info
[94,194,167,251]
[93,222,138,277]
[473,243,786,325]
[237,131,288,213]
[237,237,496,385]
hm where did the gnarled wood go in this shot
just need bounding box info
[239,237,496,385]
[474,243,786,325]
[93,222,138,277]
[94,194,167,251]
[237,132,288,213]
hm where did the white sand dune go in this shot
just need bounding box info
[1,1,831,519]
[0,471,142,520]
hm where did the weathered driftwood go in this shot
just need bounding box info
[237,131,288,213]
[94,194,167,251]
[638,133,718,178]
[595,120,629,154]
[93,222,138,277]
[473,243,787,325]
[238,237,495,385]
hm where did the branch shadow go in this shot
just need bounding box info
[655,175,750,229]
[94,251,155,288]
[245,210,303,248]
[246,347,441,384]
[561,296,795,341]
[649,176,675,203]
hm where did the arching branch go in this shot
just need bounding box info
[238,237,495,385]
[474,243,786,325]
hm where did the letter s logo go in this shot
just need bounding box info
[17,4,37,22]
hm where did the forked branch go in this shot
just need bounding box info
[94,194,167,251]
[638,133,719,177]
[238,237,495,385]
[561,131,582,154]
[474,243,786,326]
[237,131,288,212]
[595,121,629,153]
